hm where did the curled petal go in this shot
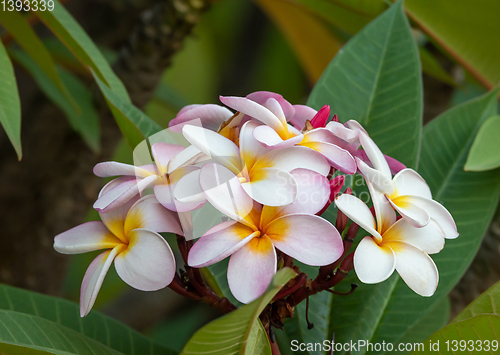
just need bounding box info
[188,221,257,267]
[335,194,381,242]
[93,162,153,178]
[366,179,396,235]
[356,157,395,195]
[80,246,123,317]
[326,121,359,144]
[393,169,432,199]
[124,195,183,236]
[389,196,430,228]
[228,235,277,304]
[169,104,233,132]
[383,219,445,254]
[405,196,458,239]
[246,91,295,119]
[252,125,302,149]
[114,229,176,291]
[239,120,269,170]
[300,141,356,175]
[54,221,121,254]
[266,214,343,266]
[167,145,206,174]
[243,168,297,207]
[387,241,439,297]
[354,237,395,284]
[359,132,392,178]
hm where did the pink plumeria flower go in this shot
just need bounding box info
[54,192,183,316]
[168,103,235,133]
[335,190,444,297]
[188,167,343,303]
[93,143,205,213]
[220,94,357,174]
[356,132,458,238]
[177,121,330,206]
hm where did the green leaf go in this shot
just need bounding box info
[326,89,500,354]
[36,0,129,101]
[0,10,78,113]
[0,283,177,355]
[406,0,500,88]
[180,268,297,355]
[465,115,500,171]
[0,40,22,160]
[308,0,422,169]
[453,280,500,322]
[419,46,456,86]
[10,49,100,152]
[93,72,163,148]
[205,259,242,307]
[412,315,500,354]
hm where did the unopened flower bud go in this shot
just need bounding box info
[310,105,330,128]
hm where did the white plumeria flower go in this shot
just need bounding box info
[188,167,343,303]
[93,143,205,213]
[220,95,357,174]
[177,121,330,207]
[335,191,444,297]
[356,132,458,238]
[54,191,183,316]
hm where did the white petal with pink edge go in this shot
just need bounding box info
[243,167,297,207]
[356,157,395,195]
[404,195,458,239]
[188,221,257,267]
[80,246,123,317]
[227,235,277,304]
[124,195,183,236]
[300,141,356,174]
[54,221,122,254]
[359,132,392,178]
[290,104,317,129]
[239,121,270,169]
[93,162,153,178]
[114,229,176,291]
[266,214,343,266]
[383,219,444,254]
[335,194,382,242]
[246,91,295,119]
[151,143,185,175]
[167,145,206,174]
[392,169,432,199]
[389,196,430,228]
[168,104,233,132]
[199,163,254,225]
[252,125,301,149]
[326,121,359,143]
[252,146,330,176]
[388,241,439,297]
[354,237,395,284]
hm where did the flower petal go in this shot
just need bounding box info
[335,193,382,242]
[253,146,330,176]
[124,195,183,236]
[252,125,302,149]
[168,104,233,132]
[356,157,395,195]
[220,96,285,134]
[93,175,158,213]
[289,105,317,129]
[366,179,396,235]
[300,141,356,174]
[354,236,395,284]
[389,195,430,228]
[326,121,359,143]
[239,120,269,169]
[80,247,122,317]
[167,145,206,174]
[246,91,295,119]
[173,169,206,204]
[243,168,297,206]
[188,221,257,267]
[182,125,242,173]
[113,229,175,291]
[227,235,277,304]
[199,163,254,225]
[392,169,432,199]
[151,143,185,175]
[54,221,121,254]
[404,196,458,239]
[93,162,153,178]
[359,132,392,178]
[266,214,343,266]
[386,241,439,297]
[383,219,445,254]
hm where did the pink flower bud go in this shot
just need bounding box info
[310,105,330,128]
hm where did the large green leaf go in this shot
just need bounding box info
[0,283,177,355]
[412,315,500,354]
[453,280,500,323]
[406,0,500,88]
[308,0,422,169]
[180,268,296,355]
[10,49,100,152]
[0,10,77,112]
[324,90,500,354]
[93,73,163,148]
[464,115,500,171]
[0,40,22,160]
[36,0,129,101]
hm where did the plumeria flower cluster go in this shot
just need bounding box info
[53,91,457,317]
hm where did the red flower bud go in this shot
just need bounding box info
[310,105,330,128]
